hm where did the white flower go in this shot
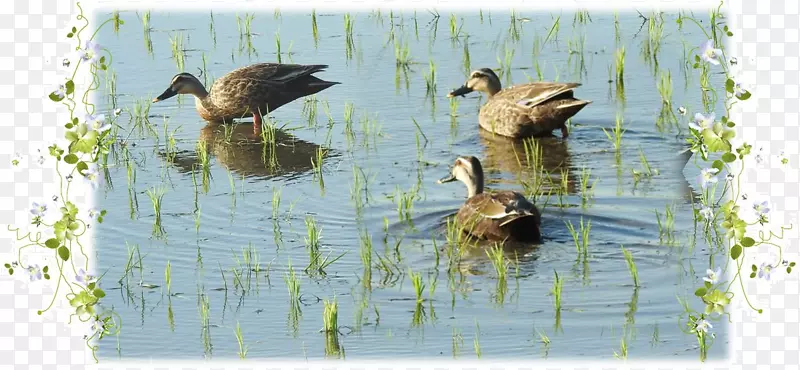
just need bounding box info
[703,267,722,285]
[700,40,723,65]
[733,82,748,98]
[698,168,719,189]
[30,201,49,217]
[729,57,738,65]
[90,316,106,334]
[695,319,712,333]
[82,164,101,190]
[75,268,95,287]
[27,264,43,282]
[53,83,66,99]
[725,173,735,182]
[689,112,715,132]
[757,262,774,281]
[113,108,122,117]
[752,200,770,217]
[677,106,687,115]
[62,58,71,68]
[85,113,110,133]
[78,40,102,65]
[699,206,714,220]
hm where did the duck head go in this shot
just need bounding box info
[447,68,502,98]
[153,73,208,103]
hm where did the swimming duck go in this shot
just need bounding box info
[437,155,542,243]
[153,63,339,135]
[447,68,590,139]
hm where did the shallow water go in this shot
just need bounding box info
[95,10,728,360]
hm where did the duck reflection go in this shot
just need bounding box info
[166,122,330,180]
[477,129,578,195]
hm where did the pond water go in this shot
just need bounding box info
[94,9,728,360]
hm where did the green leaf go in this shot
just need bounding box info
[43,265,48,273]
[737,91,752,100]
[731,244,742,260]
[749,272,756,278]
[722,152,737,163]
[93,288,106,298]
[45,238,59,249]
[48,92,64,102]
[67,32,73,38]
[88,282,96,290]
[789,267,793,274]
[727,121,736,128]
[65,80,75,95]
[73,130,98,154]
[751,264,757,272]
[712,160,724,172]
[64,153,79,164]
[725,79,734,93]
[76,161,88,174]
[71,27,77,33]
[741,237,755,247]
[694,287,707,297]
[99,56,106,64]
[57,246,70,261]
[727,31,733,37]
[704,281,712,289]
[790,262,796,267]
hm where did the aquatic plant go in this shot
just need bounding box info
[565,218,591,261]
[621,245,640,287]
[603,112,626,151]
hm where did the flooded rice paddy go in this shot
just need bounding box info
[95,9,728,360]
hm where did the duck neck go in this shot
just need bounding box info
[485,81,502,97]
[466,175,484,198]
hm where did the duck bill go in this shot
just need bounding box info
[437,174,457,184]
[152,87,177,103]
[446,85,473,98]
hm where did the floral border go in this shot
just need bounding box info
[2,0,795,363]
[6,3,120,363]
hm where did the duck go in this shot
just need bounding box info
[437,155,542,243]
[152,63,340,135]
[447,68,590,139]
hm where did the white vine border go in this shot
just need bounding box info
[2,0,795,363]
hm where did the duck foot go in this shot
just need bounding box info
[253,112,263,137]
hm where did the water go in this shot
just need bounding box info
[95,10,728,360]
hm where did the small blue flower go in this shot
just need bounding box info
[79,40,102,65]
[27,264,43,282]
[753,200,770,217]
[82,164,101,190]
[695,319,712,334]
[699,206,714,221]
[85,113,110,133]
[30,202,49,217]
[758,262,774,281]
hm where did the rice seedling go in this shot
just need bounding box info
[565,218,591,261]
[394,185,419,224]
[497,44,515,84]
[409,269,425,303]
[452,328,464,358]
[578,167,596,207]
[655,203,676,244]
[274,31,283,64]
[284,260,301,306]
[474,319,482,358]
[448,14,463,40]
[602,112,626,151]
[310,9,319,48]
[508,10,522,42]
[234,321,249,358]
[129,98,153,134]
[195,139,212,193]
[359,229,373,288]
[323,297,342,357]
[423,60,437,95]
[394,37,413,67]
[273,8,281,20]
[550,270,564,312]
[613,12,620,43]
[164,260,171,296]
[486,243,509,283]
[236,13,255,37]
[614,336,628,359]
[462,38,471,76]
[311,146,327,191]
[198,293,211,356]
[572,9,592,25]
[621,245,640,287]
[344,13,355,60]
[145,186,166,237]
[168,32,186,72]
[631,148,658,185]
[651,323,660,346]
[615,46,626,88]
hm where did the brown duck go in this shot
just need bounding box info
[153,63,339,135]
[447,68,590,139]
[437,155,542,243]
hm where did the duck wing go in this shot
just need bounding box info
[464,192,540,221]
[495,82,582,109]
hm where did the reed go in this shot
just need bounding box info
[164,260,171,296]
[311,9,319,48]
[145,186,166,236]
[615,46,626,86]
[424,59,437,95]
[474,319,482,358]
